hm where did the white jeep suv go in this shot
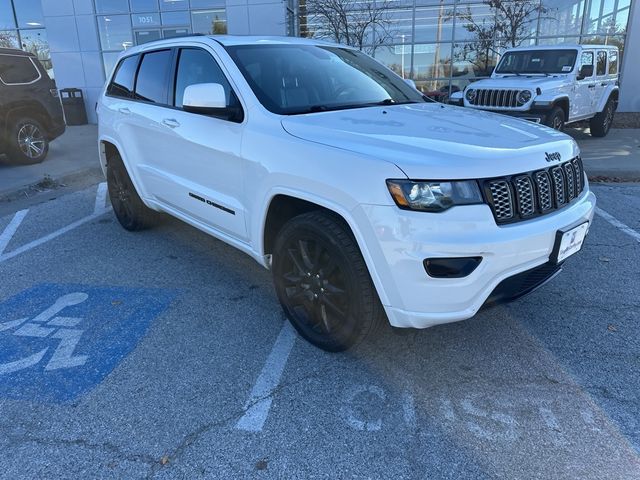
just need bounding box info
[97,36,596,351]
[451,45,619,136]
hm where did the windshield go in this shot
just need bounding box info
[495,49,578,75]
[225,44,426,115]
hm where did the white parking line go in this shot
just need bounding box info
[0,213,104,264]
[0,209,28,255]
[595,207,640,243]
[94,182,108,214]
[235,321,297,432]
[0,184,112,265]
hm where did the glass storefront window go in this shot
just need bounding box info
[96,0,130,14]
[452,41,497,79]
[454,3,495,42]
[130,0,160,12]
[98,15,133,51]
[374,45,413,79]
[160,0,189,11]
[0,30,19,49]
[191,9,227,34]
[414,5,453,43]
[539,0,586,37]
[19,28,51,74]
[413,43,452,82]
[0,0,16,30]
[135,29,162,44]
[163,27,190,38]
[386,8,413,43]
[190,0,225,7]
[13,0,44,29]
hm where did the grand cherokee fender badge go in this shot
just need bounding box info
[545,152,562,163]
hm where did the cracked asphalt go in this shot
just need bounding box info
[0,182,639,479]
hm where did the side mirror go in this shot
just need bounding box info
[404,78,417,89]
[183,83,240,120]
[577,64,593,80]
[449,90,464,106]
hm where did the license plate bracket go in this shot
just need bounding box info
[550,221,589,264]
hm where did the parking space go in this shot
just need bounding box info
[0,182,639,479]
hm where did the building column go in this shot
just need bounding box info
[42,0,103,123]
[619,0,639,112]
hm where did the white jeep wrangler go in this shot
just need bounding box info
[450,45,619,137]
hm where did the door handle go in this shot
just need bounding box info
[118,107,131,114]
[588,85,595,89]
[600,82,608,86]
[162,118,180,128]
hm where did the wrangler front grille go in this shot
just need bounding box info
[468,89,524,108]
[484,157,586,224]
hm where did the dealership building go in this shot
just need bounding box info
[0,0,638,123]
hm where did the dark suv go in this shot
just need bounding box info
[0,48,65,164]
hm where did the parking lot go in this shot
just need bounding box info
[0,176,638,479]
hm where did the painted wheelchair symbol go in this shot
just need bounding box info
[0,292,89,375]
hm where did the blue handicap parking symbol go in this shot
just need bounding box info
[0,284,175,403]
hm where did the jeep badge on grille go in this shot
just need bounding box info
[545,152,562,163]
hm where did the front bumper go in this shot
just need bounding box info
[355,189,596,329]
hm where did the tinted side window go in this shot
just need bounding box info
[135,49,173,104]
[580,51,594,69]
[0,55,40,84]
[174,48,236,109]
[107,55,139,98]
[596,50,607,76]
[608,51,618,75]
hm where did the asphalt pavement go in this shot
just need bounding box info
[0,180,639,479]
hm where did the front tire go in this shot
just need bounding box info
[590,98,615,137]
[545,107,565,131]
[106,152,157,231]
[8,117,49,165]
[272,211,383,352]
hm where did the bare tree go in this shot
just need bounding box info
[0,31,18,49]
[450,0,547,75]
[301,0,394,54]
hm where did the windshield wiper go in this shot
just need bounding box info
[500,70,522,76]
[292,100,420,115]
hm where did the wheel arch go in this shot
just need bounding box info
[260,191,393,307]
[3,102,54,138]
[552,97,570,119]
[596,87,619,112]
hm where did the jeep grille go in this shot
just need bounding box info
[469,89,523,108]
[484,157,585,224]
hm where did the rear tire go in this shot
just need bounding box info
[590,98,615,137]
[272,211,384,352]
[7,117,49,165]
[106,152,158,231]
[545,107,565,131]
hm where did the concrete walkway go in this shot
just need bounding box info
[0,125,100,199]
[567,127,640,180]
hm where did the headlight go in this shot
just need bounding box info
[386,180,484,212]
[465,88,477,103]
[517,90,532,105]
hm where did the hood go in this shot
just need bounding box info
[281,103,579,180]
[471,75,571,91]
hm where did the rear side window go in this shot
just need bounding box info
[107,55,139,98]
[0,54,40,84]
[596,50,607,76]
[174,48,235,109]
[608,51,618,75]
[134,49,173,104]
